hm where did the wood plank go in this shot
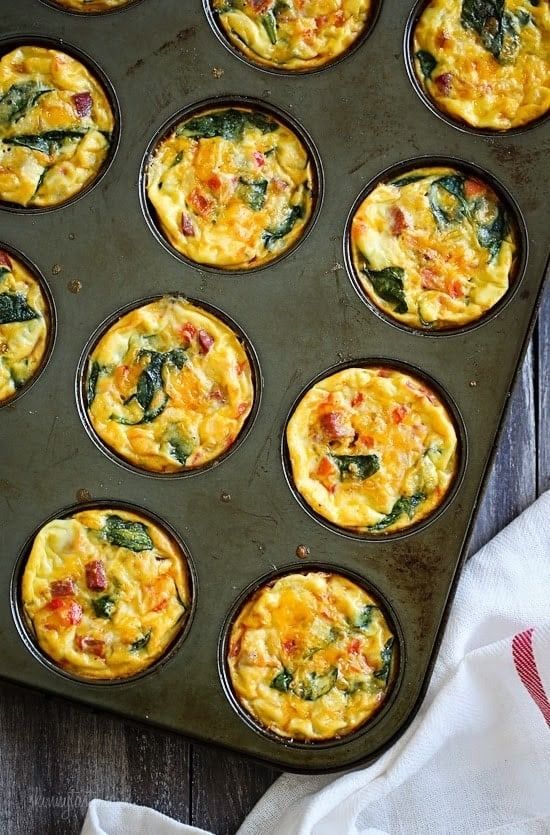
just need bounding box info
[537,281,550,495]
[191,745,278,835]
[467,341,537,556]
[0,682,191,835]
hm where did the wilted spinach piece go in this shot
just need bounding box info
[262,10,278,43]
[130,630,152,652]
[516,9,531,25]
[112,348,186,425]
[354,604,378,629]
[461,0,520,60]
[0,81,52,124]
[363,266,407,314]
[239,177,268,211]
[168,437,194,466]
[3,129,88,155]
[270,667,293,692]
[0,293,39,324]
[0,268,9,283]
[262,204,304,250]
[415,50,437,79]
[87,360,102,407]
[428,174,468,228]
[295,668,338,701]
[92,595,116,619]
[373,637,394,683]
[369,493,426,532]
[103,515,154,551]
[391,173,429,188]
[330,454,380,481]
[177,108,277,141]
[477,203,508,260]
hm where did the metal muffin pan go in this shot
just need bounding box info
[0,0,548,773]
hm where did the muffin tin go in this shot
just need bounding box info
[1,0,549,773]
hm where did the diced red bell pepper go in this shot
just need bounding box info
[198,329,214,354]
[349,638,361,654]
[189,188,214,217]
[0,250,12,269]
[392,405,408,424]
[282,637,297,654]
[76,636,106,658]
[464,178,486,199]
[47,598,83,625]
[448,279,464,298]
[85,560,107,591]
[351,392,364,407]
[72,92,92,118]
[50,578,76,598]
[316,456,335,477]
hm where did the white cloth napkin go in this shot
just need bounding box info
[82,491,550,835]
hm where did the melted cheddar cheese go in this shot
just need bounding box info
[0,46,115,208]
[350,166,517,329]
[51,0,135,11]
[212,0,374,71]
[413,0,550,130]
[146,106,315,270]
[86,296,254,473]
[22,508,191,680]
[287,366,458,534]
[228,571,395,741]
[0,249,50,404]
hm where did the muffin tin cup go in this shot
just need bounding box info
[202,0,383,77]
[282,357,468,542]
[10,499,198,688]
[0,241,57,409]
[343,155,529,337]
[0,0,549,773]
[0,34,121,214]
[404,0,550,137]
[75,293,263,479]
[39,0,144,16]
[218,561,404,749]
[139,95,325,275]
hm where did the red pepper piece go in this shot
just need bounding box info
[76,636,105,658]
[72,91,92,118]
[85,560,107,591]
[252,151,265,167]
[0,250,12,269]
[50,578,76,598]
[392,405,408,424]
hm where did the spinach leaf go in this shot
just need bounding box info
[354,604,378,629]
[262,204,304,250]
[516,9,531,25]
[391,173,428,188]
[3,129,87,155]
[87,360,101,407]
[373,637,394,683]
[0,267,10,283]
[295,668,338,701]
[415,50,437,79]
[92,595,116,619]
[113,348,186,425]
[369,492,426,532]
[363,266,407,314]
[103,515,154,551]
[477,203,507,261]
[330,454,380,481]
[270,667,293,692]
[262,10,278,44]
[460,0,519,60]
[177,108,277,141]
[130,630,152,652]
[428,173,468,228]
[0,81,52,124]
[239,177,268,211]
[0,293,39,324]
[168,437,194,466]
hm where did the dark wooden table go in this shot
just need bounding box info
[1,286,547,835]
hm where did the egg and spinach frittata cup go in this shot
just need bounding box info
[0,43,117,208]
[226,570,396,741]
[209,0,377,72]
[348,165,520,331]
[410,0,550,131]
[0,247,54,405]
[46,0,137,13]
[144,102,319,270]
[82,296,257,474]
[20,507,193,681]
[285,366,459,536]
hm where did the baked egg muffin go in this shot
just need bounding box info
[0,45,115,208]
[412,0,550,130]
[0,249,51,404]
[49,0,135,11]
[350,166,518,329]
[21,508,192,680]
[85,296,255,473]
[145,105,316,270]
[211,0,375,71]
[228,571,395,741]
[286,366,458,534]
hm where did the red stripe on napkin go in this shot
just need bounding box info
[512,628,550,727]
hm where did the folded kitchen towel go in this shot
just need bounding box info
[82,490,550,835]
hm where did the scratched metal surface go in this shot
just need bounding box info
[0,0,548,773]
